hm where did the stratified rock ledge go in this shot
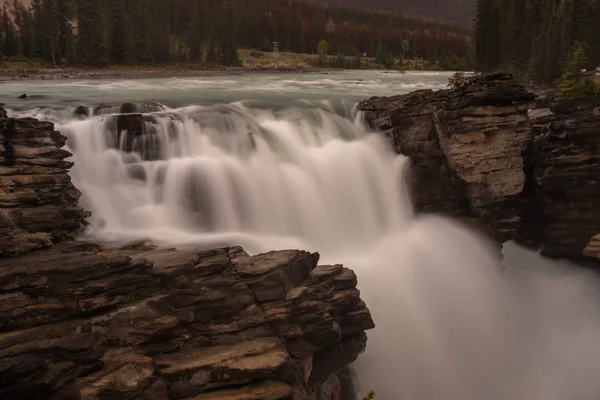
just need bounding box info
[0,241,374,400]
[359,73,600,263]
[0,110,89,257]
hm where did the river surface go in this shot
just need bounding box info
[0,70,449,108]
[4,70,600,400]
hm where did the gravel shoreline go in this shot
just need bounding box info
[0,65,321,82]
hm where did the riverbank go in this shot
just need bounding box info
[0,51,451,82]
[0,64,321,82]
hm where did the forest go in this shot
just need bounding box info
[475,0,600,82]
[0,0,473,68]
[312,0,476,26]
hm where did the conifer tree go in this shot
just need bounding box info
[218,0,239,65]
[55,0,74,62]
[187,1,203,62]
[108,0,134,64]
[475,0,500,71]
[76,0,108,65]
[0,7,5,58]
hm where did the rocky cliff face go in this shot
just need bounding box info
[0,106,89,256]
[0,241,374,400]
[0,107,374,400]
[359,73,600,263]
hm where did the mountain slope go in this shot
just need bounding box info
[310,0,476,25]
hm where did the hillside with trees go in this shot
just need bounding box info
[311,0,477,26]
[475,0,600,83]
[0,0,473,69]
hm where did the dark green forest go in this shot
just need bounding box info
[475,0,600,82]
[0,0,472,68]
[313,0,477,26]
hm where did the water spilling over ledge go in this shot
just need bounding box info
[54,101,413,255]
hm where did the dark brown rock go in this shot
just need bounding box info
[518,102,600,260]
[0,109,89,257]
[0,243,374,400]
[359,74,600,263]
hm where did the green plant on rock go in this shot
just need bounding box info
[317,39,329,67]
[556,43,596,102]
[362,390,376,400]
[448,71,469,89]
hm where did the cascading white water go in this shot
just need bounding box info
[52,101,414,254]
[10,99,600,400]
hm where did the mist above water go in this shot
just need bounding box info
[6,73,600,400]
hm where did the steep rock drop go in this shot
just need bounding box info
[359,73,600,263]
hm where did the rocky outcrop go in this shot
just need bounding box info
[0,106,89,257]
[519,101,600,261]
[0,241,374,400]
[359,73,600,262]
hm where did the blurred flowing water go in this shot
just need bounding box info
[4,70,600,400]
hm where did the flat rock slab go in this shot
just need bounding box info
[189,380,293,400]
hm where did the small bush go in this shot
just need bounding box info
[249,49,265,58]
[362,390,375,400]
[448,71,468,89]
[556,43,596,103]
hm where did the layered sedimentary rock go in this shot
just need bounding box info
[520,103,600,260]
[359,73,600,262]
[0,241,374,400]
[0,106,89,256]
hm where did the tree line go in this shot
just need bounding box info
[475,0,600,82]
[0,0,472,68]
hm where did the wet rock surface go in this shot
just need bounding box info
[0,109,89,256]
[0,242,374,400]
[359,73,600,263]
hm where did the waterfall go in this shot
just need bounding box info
[11,99,600,400]
[54,101,414,253]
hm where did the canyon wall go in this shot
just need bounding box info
[359,73,600,264]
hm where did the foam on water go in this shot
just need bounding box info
[8,94,600,400]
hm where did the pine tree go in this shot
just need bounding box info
[556,42,595,101]
[187,1,203,62]
[317,39,328,66]
[0,7,5,59]
[4,10,18,58]
[218,0,239,65]
[570,0,592,44]
[475,0,500,71]
[587,0,600,68]
[12,0,31,57]
[130,0,153,63]
[76,0,108,65]
[401,38,410,63]
[55,0,74,63]
[108,0,134,64]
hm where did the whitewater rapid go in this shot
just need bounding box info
[8,98,600,400]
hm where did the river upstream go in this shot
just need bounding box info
[3,70,600,400]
